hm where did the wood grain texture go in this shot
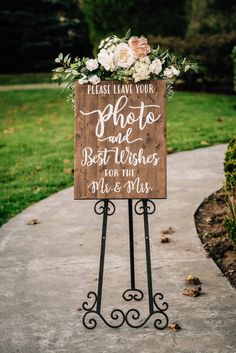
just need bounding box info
[74,80,167,199]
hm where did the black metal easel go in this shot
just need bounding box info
[82,199,169,329]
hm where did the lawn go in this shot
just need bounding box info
[0,89,235,226]
[0,73,52,85]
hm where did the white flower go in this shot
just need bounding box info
[164,65,180,78]
[139,56,151,65]
[170,65,180,76]
[132,60,150,82]
[163,68,174,78]
[88,75,101,85]
[149,58,162,75]
[86,59,98,71]
[97,49,115,71]
[78,75,88,84]
[113,43,135,68]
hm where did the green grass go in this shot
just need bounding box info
[0,89,74,226]
[167,92,235,152]
[0,89,235,226]
[0,73,51,85]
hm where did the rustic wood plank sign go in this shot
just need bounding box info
[74,80,167,199]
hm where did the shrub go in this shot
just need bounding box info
[187,0,236,36]
[80,0,188,50]
[225,138,236,191]
[232,46,236,91]
[0,0,92,73]
[224,138,236,246]
[148,32,236,88]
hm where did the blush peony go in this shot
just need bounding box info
[128,36,151,58]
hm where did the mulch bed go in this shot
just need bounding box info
[194,189,236,288]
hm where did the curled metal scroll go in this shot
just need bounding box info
[82,291,97,311]
[134,199,156,215]
[83,309,126,329]
[94,199,115,216]
[82,292,125,329]
[125,292,169,329]
[122,289,144,302]
[82,198,169,330]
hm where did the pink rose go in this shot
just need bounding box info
[128,36,151,58]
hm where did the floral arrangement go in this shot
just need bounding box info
[52,30,199,102]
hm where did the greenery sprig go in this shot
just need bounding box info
[52,30,199,104]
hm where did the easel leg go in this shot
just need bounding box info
[96,199,109,313]
[82,199,125,329]
[128,199,135,290]
[82,199,169,330]
[125,199,169,329]
[123,199,143,301]
[143,199,154,315]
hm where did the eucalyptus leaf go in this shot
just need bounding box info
[64,54,70,63]
[55,67,64,73]
[52,31,200,106]
[184,65,190,72]
[122,28,131,41]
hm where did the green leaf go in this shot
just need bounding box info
[64,54,70,63]
[55,67,64,73]
[122,28,131,41]
[184,64,190,72]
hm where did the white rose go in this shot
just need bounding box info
[88,75,101,85]
[163,67,174,78]
[113,43,135,68]
[170,65,180,76]
[164,66,180,78]
[78,75,88,84]
[97,48,115,71]
[86,59,98,71]
[149,58,162,75]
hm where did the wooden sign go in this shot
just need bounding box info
[74,80,166,199]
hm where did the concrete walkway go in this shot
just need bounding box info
[0,144,235,353]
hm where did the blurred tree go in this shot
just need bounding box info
[80,0,188,49]
[187,0,236,35]
[149,32,236,88]
[0,0,92,73]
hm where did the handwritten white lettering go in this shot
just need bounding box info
[81,147,160,167]
[88,177,152,194]
[80,95,161,138]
